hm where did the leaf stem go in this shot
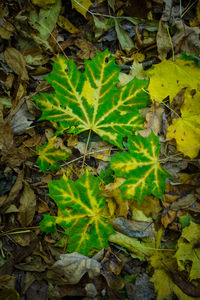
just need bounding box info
[81,128,92,171]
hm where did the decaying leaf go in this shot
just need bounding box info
[40,170,114,255]
[18,181,36,226]
[52,252,101,284]
[110,132,170,203]
[167,88,200,158]
[4,48,29,81]
[34,50,149,149]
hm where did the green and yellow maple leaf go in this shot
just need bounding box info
[167,88,200,158]
[175,221,200,280]
[147,54,200,103]
[110,132,170,203]
[36,136,70,173]
[40,170,114,255]
[34,50,149,149]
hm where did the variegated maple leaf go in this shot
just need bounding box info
[40,170,114,255]
[110,132,170,203]
[34,50,149,149]
[36,136,70,173]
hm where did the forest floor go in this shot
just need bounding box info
[0,0,200,299]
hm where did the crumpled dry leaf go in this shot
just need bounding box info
[52,252,101,284]
[173,19,200,56]
[170,194,197,210]
[137,103,164,137]
[11,102,35,135]
[112,217,155,238]
[100,247,124,290]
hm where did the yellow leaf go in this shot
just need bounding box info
[32,0,56,8]
[108,232,155,260]
[57,16,79,33]
[167,88,200,158]
[151,269,195,300]
[147,57,200,103]
[175,221,200,280]
[71,0,92,18]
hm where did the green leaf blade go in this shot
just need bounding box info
[36,137,70,173]
[34,50,149,149]
[111,132,170,203]
[43,170,114,255]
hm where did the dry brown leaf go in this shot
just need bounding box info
[18,181,36,226]
[4,48,29,81]
[0,169,24,211]
[161,208,176,228]
[52,252,101,284]
[173,20,200,56]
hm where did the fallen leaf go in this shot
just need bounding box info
[173,19,200,57]
[151,268,195,300]
[175,221,200,280]
[156,20,171,59]
[71,0,92,18]
[29,0,61,40]
[34,50,149,149]
[112,217,155,238]
[18,181,36,226]
[52,252,101,284]
[32,0,56,8]
[110,132,170,203]
[114,19,134,50]
[11,102,35,135]
[147,54,200,103]
[57,15,79,33]
[40,170,114,255]
[167,88,200,158]
[108,232,155,261]
[36,136,71,174]
[4,48,29,81]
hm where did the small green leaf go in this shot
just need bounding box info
[40,214,57,233]
[29,0,61,40]
[40,170,114,255]
[110,132,170,203]
[36,136,70,173]
[34,50,149,149]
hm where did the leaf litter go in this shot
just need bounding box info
[0,0,200,299]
